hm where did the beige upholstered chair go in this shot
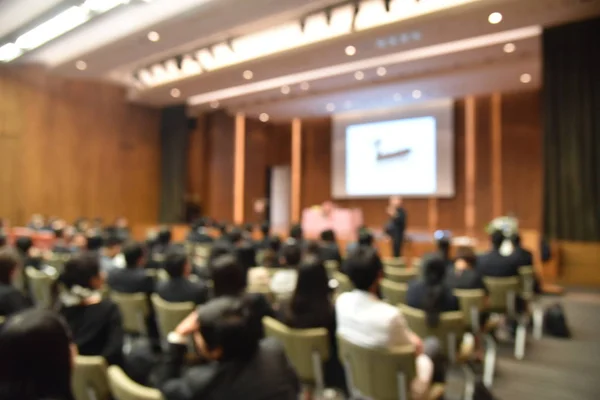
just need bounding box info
[453,289,487,334]
[332,271,353,295]
[47,254,70,274]
[518,266,543,340]
[324,260,340,276]
[383,257,406,268]
[156,269,170,283]
[384,266,418,284]
[263,316,329,393]
[72,355,110,400]
[107,365,163,400]
[400,305,465,363]
[381,279,408,306]
[25,266,56,309]
[111,292,149,345]
[151,294,195,345]
[338,335,444,400]
[0,316,5,325]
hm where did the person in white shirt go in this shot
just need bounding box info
[269,240,302,300]
[336,247,440,400]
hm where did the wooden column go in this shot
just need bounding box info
[290,118,302,223]
[465,96,476,237]
[428,198,438,233]
[491,93,503,218]
[233,112,246,224]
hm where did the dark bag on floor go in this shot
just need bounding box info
[473,381,496,400]
[544,302,571,338]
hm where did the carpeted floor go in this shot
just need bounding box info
[446,290,600,400]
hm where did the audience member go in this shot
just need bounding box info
[0,309,75,400]
[261,235,281,268]
[157,249,208,305]
[152,227,173,256]
[70,233,87,253]
[446,247,488,293]
[477,230,520,277]
[15,236,42,269]
[85,234,104,253]
[346,226,373,254]
[0,248,30,317]
[434,230,452,268]
[107,242,153,295]
[0,233,6,248]
[270,241,302,299]
[279,255,346,392]
[115,217,131,243]
[258,221,271,249]
[236,240,256,272]
[100,236,122,274]
[27,214,45,231]
[155,297,299,400]
[337,247,438,398]
[406,254,460,325]
[509,234,541,293]
[187,218,213,244]
[319,229,342,263]
[57,253,124,366]
[52,226,71,254]
[288,223,304,248]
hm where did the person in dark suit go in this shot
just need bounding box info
[446,247,488,293]
[52,226,72,255]
[154,297,299,400]
[107,242,154,295]
[477,230,520,278]
[0,248,30,317]
[186,218,214,244]
[509,234,541,293]
[318,229,342,263]
[157,249,208,305]
[257,221,271,250]
[386,196,407,257]
[15,236,42,270]
[434,231,453,268]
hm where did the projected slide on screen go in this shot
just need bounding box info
[345,116,437,196]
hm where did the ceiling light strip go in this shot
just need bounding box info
[187,25,541,106]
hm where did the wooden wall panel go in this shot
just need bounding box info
[244,119,269,223]
[186,115,207,203]
[300,118,332,214]
[474,96,493,230]
[501,91,543,231]
[267,123,292,166]
[0,68,160,225]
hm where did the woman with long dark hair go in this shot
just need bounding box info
[0,309,75,400]
[280,255,347,392]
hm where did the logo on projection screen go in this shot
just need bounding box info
[374,139,412,162]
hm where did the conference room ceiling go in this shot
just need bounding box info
[2,0,600,119]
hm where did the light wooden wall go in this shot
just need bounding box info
[0,67,160,225]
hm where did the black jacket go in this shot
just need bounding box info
[157,277,209,305]
[0,283,30,317]
[107,268,154,295]
[386,207,406,237]
[446,268,488,294]
[405,279,460,312]
[319,243,342,263]
[476,250,520,278]
[157,337,299,400]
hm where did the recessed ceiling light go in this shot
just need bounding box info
[147,31,160,42]
[503,43,516,53]
[75,60,87,71]
[488,12,503,24]
[376,66,387,77]
[354,71,364,80]
[281,85,290,95]
[393,93,402,101]
[210,101,220,109]
[345,45,356,56]
[259,113,269,122]
[344,100,352,109]
[300,82,310,91]
[243,70,253,80]
[520,73,532,83]
[170,88,181,98]
[326,103,336,112]
[412,90,422,99]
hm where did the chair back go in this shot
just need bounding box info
[380,279,408,306]
[151,294,195,341]
[453,289,486,333]
[47,254,70,274]
[483,276,520,314]
[332,271,353,294]
[518,266,535,301]
[25,266,56,308]
[107,365,163,400]
[384,266,417,284]
[337,335,415,400]
[262,316,329,387]
[156,269,170,283]
[111,292,149,334]
[324,260,339,276]
[399,305,464,362]
[383,257,406,268]
[72,355,110,400]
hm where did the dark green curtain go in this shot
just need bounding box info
[543,17,600,241]
[159,105,189,223]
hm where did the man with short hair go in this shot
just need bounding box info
[269,241,301,298]
[157,249,208,305]
[107,242,154,295]
[100,236,122,274]
[0,248,30,316]
[336,247,436,399]
[319,229,342,263]
[386,196,407,257]
[477,230,520,278]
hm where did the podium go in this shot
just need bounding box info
[301,207,363,240]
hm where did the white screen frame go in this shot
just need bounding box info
[332,99,455,199]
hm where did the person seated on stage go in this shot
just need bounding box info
[57,253,124,366]
[446,247,488,293]
[406,253,460,314]
[477,230,520,278]
[154,297,299,400]
[107,242,154,296]
[0,248,30,317]
[336,247,441,399]
[270,241,302,299]
[318,229,342,264]
[157,248,209,306]
[508,234,541,293]
[27,214,45,231]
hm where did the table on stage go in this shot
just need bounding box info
[301,206,363,240]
